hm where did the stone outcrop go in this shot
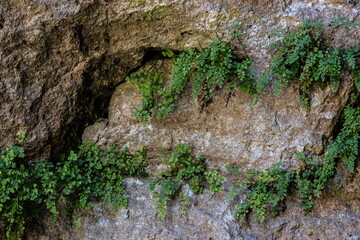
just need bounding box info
[1,0,359,158]
[31,173,360,239]
[1,0,360,239]
[82,72,352,171]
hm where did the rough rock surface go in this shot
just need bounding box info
[31,173,360,240]
[83,74,352,171]
[1,0,359,158]
[1,0,360,239]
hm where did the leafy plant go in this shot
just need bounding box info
[0,139,148,240]
[156,50,195,119]
[125,70,163,121]
[343,46,360,92]
[230,20,244,39]
[232,163,294,223]
[325,105,360,172]
[0,146,58,239]
[330,17,360,27]
[294,152,336,215]
[232,105,359,222]
[162,49,175,58]
[190,39,255,104]
[260,20,345,109]
[58,143,148,211]
[127,39,256,120]
[149,144,225,219]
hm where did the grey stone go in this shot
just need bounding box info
[1,0,360,239]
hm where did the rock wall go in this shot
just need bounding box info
[31,176,360,240]
[1,0,359,158]
[1,0,360,239]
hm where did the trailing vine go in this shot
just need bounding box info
[2,18,360,240]
[232,104,360,223]
[149,144,226,219]
[259,20,360,109]
[126,39,256,121]
[126,70,163,121]
[0,139,148,239]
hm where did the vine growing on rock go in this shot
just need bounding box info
[0,145,58,240]
[126,70,163,121]
[0,139,148,240]
[58,142,148,212]
[126,39,256,121]
[2,19,360,240]
[149,144,226,219]
[231,104,360,223]
[259,20,360,109]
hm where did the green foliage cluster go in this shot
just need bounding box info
[126,70,163,121]
[343,45,360,92]
[189,39,255,103]
[294,153,336,215]
[156,50,194,119]
[129,20,360,120]
[58,142,148,211]
[0,141,148,240]
[232,105,359,223]
[149,144,226,219]
[326,105,360,172]
[231,163,293,223]
[0,146,58,240]
[127,39,256,121]
[262,21,339,108]
[261,20,360,109]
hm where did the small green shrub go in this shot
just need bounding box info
[149,144,226,219]
[0,146,58,240]
[189,39,255,103]
[127,39,256,121]
[259,21,343,109]
[232,163,294,223]
[294,153,336,215]
[58,142,148,211]
[231,154,337,223]
[343,46,360,92]
[260,21,360,109]
[0,141,148,240]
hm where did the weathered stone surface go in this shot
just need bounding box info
[0,0,228,158]
[83,70,352,171]
[30,173,360,240]
[1,0,360,239]
[1,0,359,158]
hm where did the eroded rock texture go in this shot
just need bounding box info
[83,74,352,171]
[1,0,360,239]
[31,174,360,240]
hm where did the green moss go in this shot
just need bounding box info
[142,6,171,26]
